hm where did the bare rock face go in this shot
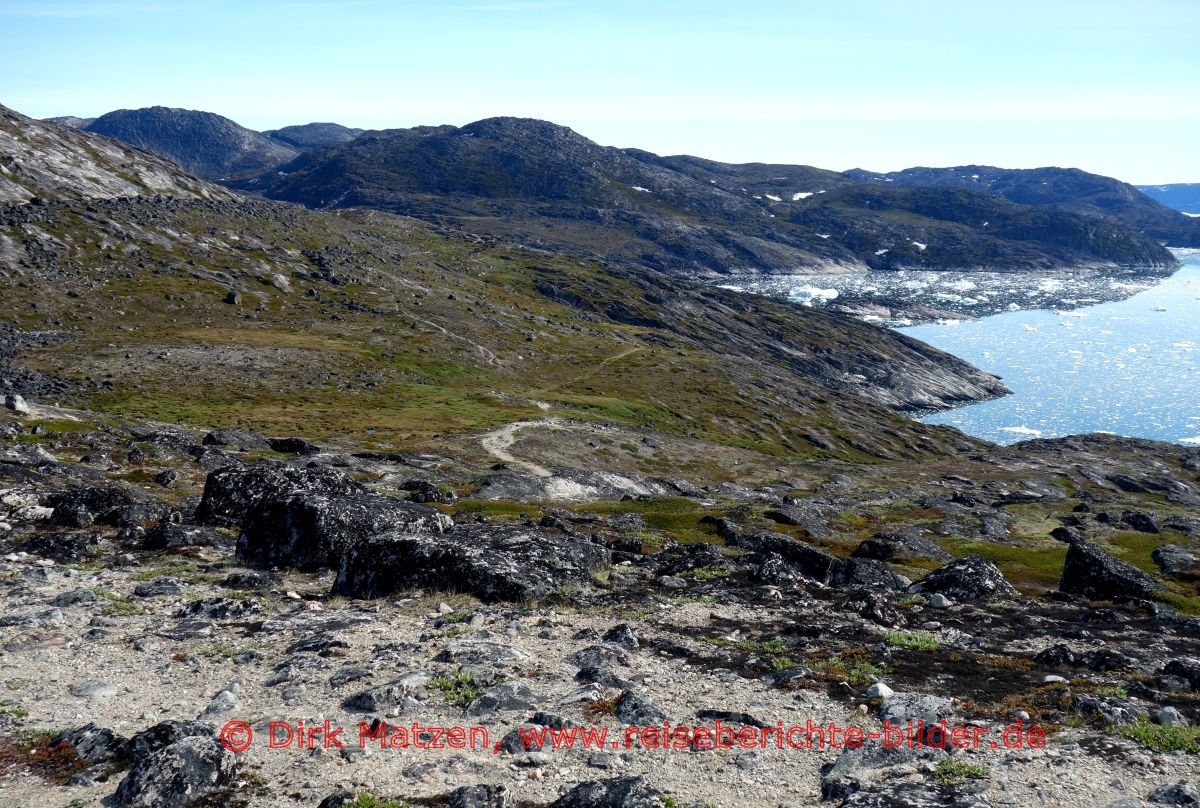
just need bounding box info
[333,524,609,602]
[1060,541,1161,600]
[238,492,453,572]
[0,104,231,204]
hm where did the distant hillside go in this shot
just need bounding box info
[83,106,299,179]
[233,117,1178,276]
[846,165,1200,247]
[264,122,365,149]
[0,104,231,203]
[44,115,95,129]
[1138,183,1200,215]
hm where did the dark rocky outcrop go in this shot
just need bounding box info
[549,776,665,808]
[111,735,239,808]
[195,462,365,527]
[238,492,452,572]
[1059,541,1160,600]
[909,553,1018,601]
[333,524,607,602]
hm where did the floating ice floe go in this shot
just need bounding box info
[1000,426,1043,437]
[816,234,831,239]
[792,192,813,200]
[1057,311,1087,318]
[788,285,839,305]
[874,249,889,256]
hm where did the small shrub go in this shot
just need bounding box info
[932,756,989,785]
[428,671,482,708]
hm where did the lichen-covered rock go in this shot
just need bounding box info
[732,531,843,584]
[549,776,665,807]
[238,492,452,571]
[195,461,365,526]
[910,553,1018,601]
[111,735,239,808]
[852,531,952,564]
[1059,541,1160,600]
[202,427,271,451]
[333,524,606,602]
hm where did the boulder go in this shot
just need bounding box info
[549,776,665,808]
[143,522,231,551]
[1122,510,1161,534]
[333,524,607,602]
[111,735,239,808]
[732,531,843,584]
[202,428,272,451]
[1059,541,1160,600]
[119,720,214,762]
[195,461,365,526]
[910,554,1018,601]
[1153,545,1199,577]
[834,558,908,592]
[821,740,947,801]
[3,393,30,415]
[851,531,952,563]
[238,492,452,571]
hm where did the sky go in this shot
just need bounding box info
[1,0,1198,184]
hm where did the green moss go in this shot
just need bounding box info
[941,537,1067,593]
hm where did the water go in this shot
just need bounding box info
[719,267,1168,323]
[899,251,1200,445]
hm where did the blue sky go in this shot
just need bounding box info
[2,0,1197,183]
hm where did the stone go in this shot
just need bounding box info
[910,553,1018,601]
[120,720,214,762]
[1149,782,1200,805]
[143,522,230,551]
[4,393,30,414]
[928,594,951,609]
[863,683,894,699]
[239,491,452,571]
[194,461,365,526]
[111,735,240,808]
[602,623,639,650]
[449,784,511,808]
[549,776,665,807]
[133,577,186,598]
[1153,544,1199,577]
[465,681,541,717]
[333,524,607,603]
[1059,541,1160,600]
[851,531,952,564]
[615,691,669,726]
[732,531,843,584]
[821,740,947,801]
[202,428,271,451]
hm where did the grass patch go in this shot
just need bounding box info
[932,757,990,786]
[941,537,1067,594]
[346,795,411,808]
[428,671,483,708]
[94,589,142,616]
[880,630,940,651]
[1117,720,1200,753]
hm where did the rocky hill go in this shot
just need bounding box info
[1139,183,1200,215]
[263,122,365,149]
[3,102,1200,808]
[0,104,231,204]
[82,106,300,180]
[847,165,1200,247]
[235,117,1179,276]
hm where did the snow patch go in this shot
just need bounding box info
[792,192,813,200]
[631,186,651,193]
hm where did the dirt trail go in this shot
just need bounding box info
[479,419,563,477]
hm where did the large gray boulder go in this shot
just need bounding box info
[195,461,365,526]
[333,524,607,602]
[238,492,452,571]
